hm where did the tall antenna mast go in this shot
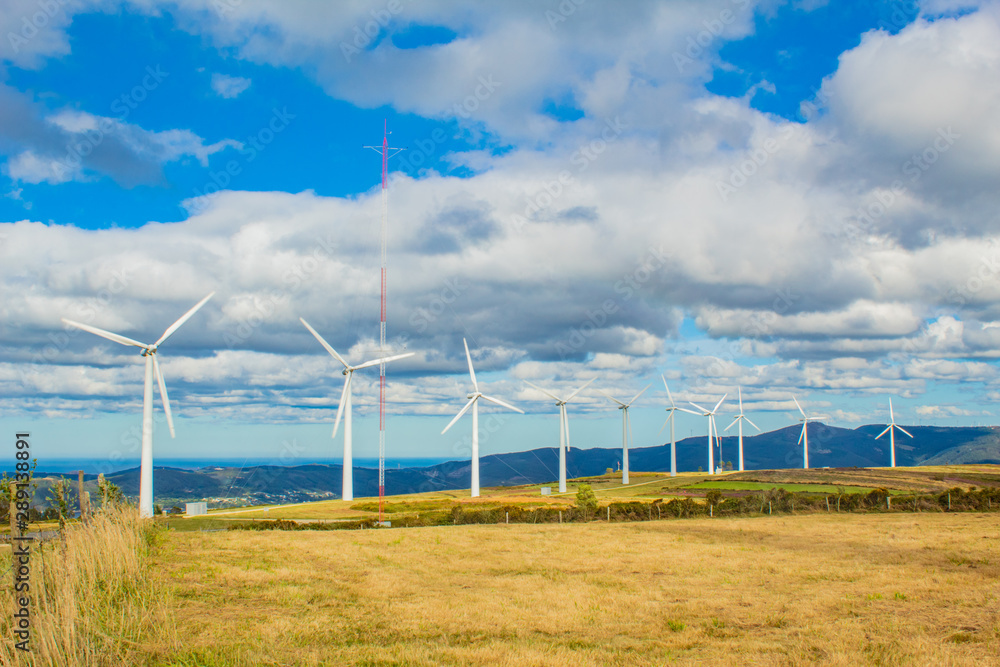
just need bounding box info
[364,121,404,524]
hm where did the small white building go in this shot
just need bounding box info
[185,502,208,516]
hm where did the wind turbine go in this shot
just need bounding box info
[442,338,523,497]
[876,398,912,468]
[679,394,727,474]
[524,377,595,493]
[792,395,821,469]
[658,376,680,477]
[724,387,760,472]
[62,293,215,519]
[299,318,414,502]
[600,385,650,485]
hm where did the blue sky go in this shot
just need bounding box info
[2,0,999,467]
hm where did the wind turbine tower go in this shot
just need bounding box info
[600,385,650,485]
[792,395,821,469]
[680,394,727,474]
[442,339,523,497]
[876,398,912,468]
[524,377,595,493]
[62,293,214,518]
[724,387,760,472]
[659,376,680,477]
[299,318,413,501]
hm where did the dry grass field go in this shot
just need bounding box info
[146,512,1000,666]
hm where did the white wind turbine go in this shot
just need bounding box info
[724,387,759,472]
[792,395,821,469]
[658,376,680,477]
[524,377,596,493]
[299,318,414,502]
[679,394,727,475]
[876,398,912,468]
[62,293,215,519]
[600,385,651,485]
[442,338,523,497]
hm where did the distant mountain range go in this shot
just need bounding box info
[32,423,1000,507]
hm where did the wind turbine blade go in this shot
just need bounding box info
[688,401,710,414]
[712,393,728,414]
[152,355,175,438]
[524,380,562,402]
[153,292,215,348]
[627,384,652,407]
[564,377,596,403]
[797,426,805,445]
[600,389,627,407]
[480,394,524,414]
[662,375,675,408]
[745,417,761,432]
[889,398,894,423]
[300,318,350,368]
[875,425,891,439]
[442,396,477,434]
[332,372,352,439]
[677,407,702,416]
[353,351,416,371]
[658,413,673,434]
[463,338,478,392]
[724,417,739,432]
[898,425,914,438]
[61,319,148,349]
[792,395,806,418]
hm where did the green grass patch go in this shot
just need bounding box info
[683,481,897,494]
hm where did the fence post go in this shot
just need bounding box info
[607,507,610,522]
[78,470,89,524]
[710,505,713,518]
[826,497,830,512]
[948,493,951,511]
[559,511,562,524]
[768,502,771,516]
[505,511,509,524]
[886,496,891,510]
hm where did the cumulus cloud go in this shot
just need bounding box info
[3,1,1000,429]
[210,73,251,98]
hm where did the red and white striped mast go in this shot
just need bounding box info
[365,121,403,524]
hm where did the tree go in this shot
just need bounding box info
[705,489,723,511]
[576,484,598,517]
[47,476,71,531]
[97,476,125,508]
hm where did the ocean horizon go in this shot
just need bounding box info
[3,457,458,475]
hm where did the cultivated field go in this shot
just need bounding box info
[146,512,1000,666]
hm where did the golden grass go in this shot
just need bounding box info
[149,512,1000,666]
[0,506,171,666]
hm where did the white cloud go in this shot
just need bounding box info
[210,73,251,99]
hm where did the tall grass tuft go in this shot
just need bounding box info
[0,505,171,666]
